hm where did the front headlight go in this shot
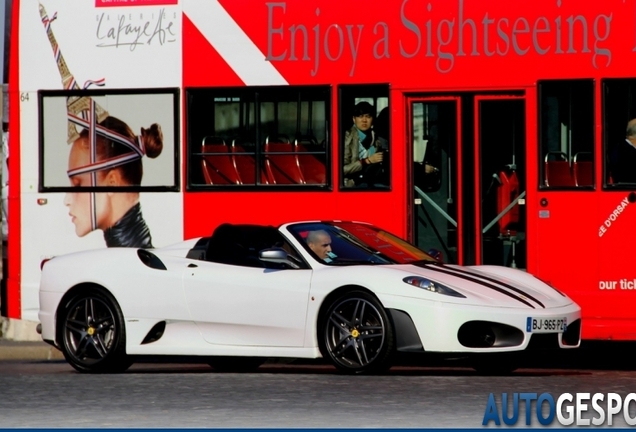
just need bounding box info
[403,276,466,298]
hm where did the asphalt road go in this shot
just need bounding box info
[1,341,636,428]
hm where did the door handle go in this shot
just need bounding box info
[188,263,198,268]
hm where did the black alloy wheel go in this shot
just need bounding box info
[320,290,395,374]
[60,289,131,373]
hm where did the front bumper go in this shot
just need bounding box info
[380,294,581,353]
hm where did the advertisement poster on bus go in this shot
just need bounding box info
[14,0,183,321]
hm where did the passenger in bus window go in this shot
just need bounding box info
[374,107,390,149]
[373,107,391,186]
[610,118,636,184]
[343,102,386,187]
[64,116,164,248]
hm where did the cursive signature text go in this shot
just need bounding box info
[95,8,177,51]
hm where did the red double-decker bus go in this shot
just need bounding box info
[2,0,635,341]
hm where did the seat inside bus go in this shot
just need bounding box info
[294,138,326,184]
[544,151,575,187]
[231,140,270,185]
[573,151,593,187]
[201,137,242,185]
[264,136,306,184]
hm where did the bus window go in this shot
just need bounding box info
[538,80,594,189]
[187,86,330,188]
[339,85,390,190]
[602,79,636,188]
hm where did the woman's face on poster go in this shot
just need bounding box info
[63,137,113,237]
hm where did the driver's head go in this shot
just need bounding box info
[307,230,332,260]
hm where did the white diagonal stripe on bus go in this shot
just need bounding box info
[183,0,288,86]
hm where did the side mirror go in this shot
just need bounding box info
[259,247,299,269]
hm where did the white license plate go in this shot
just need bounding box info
[526,317,567,333]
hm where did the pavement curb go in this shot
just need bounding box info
[0,340,65,361]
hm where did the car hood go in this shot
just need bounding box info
[391,262,574,309]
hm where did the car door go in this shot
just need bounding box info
[182,260,312,347]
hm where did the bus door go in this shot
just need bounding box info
[409,94,526,267]
[409,97,462,264]
[474,95,526,268]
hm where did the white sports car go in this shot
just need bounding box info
[38,221,581,374]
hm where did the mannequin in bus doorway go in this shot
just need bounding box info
[64,116,164,248]
[610,118,636,183]
[343,101,386,187]
[413,136,441,191]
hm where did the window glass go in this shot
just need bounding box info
[538,80,594,189]
[339,85,390,190]
[187,86,330,188]
[602,79,636,188]
[287,221,436,265]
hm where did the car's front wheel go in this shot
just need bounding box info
[59,288,131,373]
[319,290,395,374]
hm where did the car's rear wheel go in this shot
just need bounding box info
[208,357,265,372]
[60,288,131,373]
[319,290,395,374]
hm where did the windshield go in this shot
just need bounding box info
[287,222,437,265]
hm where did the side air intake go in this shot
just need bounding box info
[137,249,167,270]
[141,321,166,344]
[458,321,524,348]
